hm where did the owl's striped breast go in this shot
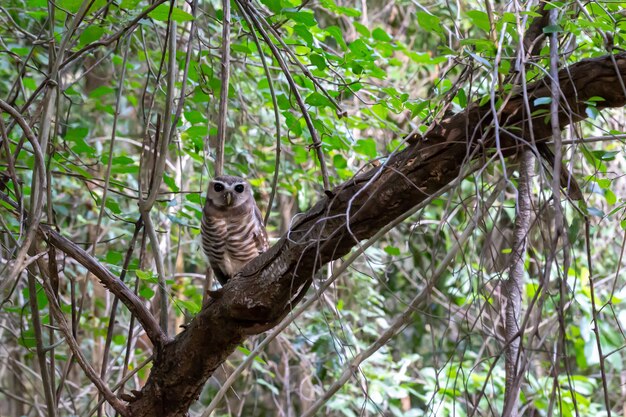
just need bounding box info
[201,209,262,278]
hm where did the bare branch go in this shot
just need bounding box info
[236,0,330,190]
[0,99,47,299]
[214,0,231,178]
[38,264,130,417]
[39,223,167,348]
[501,150,534,417]
[302,180,504,417]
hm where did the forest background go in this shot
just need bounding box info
[1,0,626,416]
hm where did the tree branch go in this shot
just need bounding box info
[124,52,626,416]
[39,224,167,348]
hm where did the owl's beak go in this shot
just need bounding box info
[224,192,233,206]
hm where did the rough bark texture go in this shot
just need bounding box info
[502,150,534,417]
[121,53,626,416]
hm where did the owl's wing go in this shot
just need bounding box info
[253,205,270,252]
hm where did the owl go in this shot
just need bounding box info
[201,175,269,285]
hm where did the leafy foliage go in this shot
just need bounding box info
[1,0,626,416]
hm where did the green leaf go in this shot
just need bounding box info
[59,0,86,13]
[89,85,114,98]
[64,127,96,156]
[353,22,370,37]
[417,12,442,33]
[79,26,106,47]
[353,139,377,158]
[333,154,347,169]
[148,4,194,23]
[596,178,611,189]
[456,88,467,108]
[347,39,372,58]
[293,24,314,46]
[384,246,401,256]
[120,0,141,8]
[163,173,180,192]
[305,92,332,108]
[284,11,316,27]
[372,27,392,42]
[112,334,126,345]
[178,299,200,314]
[10,47,30,56]
[105,198,121,214]
[283,112,303,136]
[231,43,251,54]
[65,127,89,142]
[136,270,158,282]
[605,189,616,205]
[139,286,155,299]
[184,110,206,124]
[325,26,347,50]
[112,156,134,165]
[310,53,327,71]
[23,78,37,90]
[319,0,360,17]
[237,346,267,364]
[543,24,563,34]
[466,10,491,32]
[185,125,209,139]
[259,0,281,13]
[591,150,619,161]
[185,193,202,204]
[105,250,123,264]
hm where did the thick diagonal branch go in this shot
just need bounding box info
[78,52,626,416]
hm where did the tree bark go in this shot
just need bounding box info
[36,52,626,416]
[502,150,534,417]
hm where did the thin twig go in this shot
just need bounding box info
[214,0,231,178]
[0,99,47,300]
[257,10,345,117]
[137,5,180,335]
[27,265,57,417]
[237,2,281,225]
[236,0,330,190]
[98,218,142,417]
[93,35,131,253]
[301,181,505,417]
[586,219,612,416]
[138,6,178,212]
[38,266,130,417]
[60,0,169,71]
[86,356,153,417]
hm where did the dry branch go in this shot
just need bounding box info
[39,225,167,348]
[124,53,626,416]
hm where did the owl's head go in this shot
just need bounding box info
[207,175,252,208]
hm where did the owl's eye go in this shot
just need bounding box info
[214,183,224,192]
[234,184,245,193]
